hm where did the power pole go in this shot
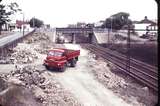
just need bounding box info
[126,22,130,73]
[109,17,113,45]
[33,17,35,28]
[108,28,109,44]
[22,13,24,36]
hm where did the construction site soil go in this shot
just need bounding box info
[0,29,158,106]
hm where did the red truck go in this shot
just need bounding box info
[43,48,80,71]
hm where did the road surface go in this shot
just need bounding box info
[56,44,132,106]
[0,31,34,47]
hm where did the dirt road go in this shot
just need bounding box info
[56,44,131,106]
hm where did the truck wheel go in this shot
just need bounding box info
[75,57,78,61]
[60,63,66,72]
[70,59,76,67]
[45,65,50,70]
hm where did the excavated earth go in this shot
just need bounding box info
[0,29,158,106]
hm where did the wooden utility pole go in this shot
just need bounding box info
[126,23,130,73]
[22,13,25,36]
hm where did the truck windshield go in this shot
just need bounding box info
[48,51,63,57]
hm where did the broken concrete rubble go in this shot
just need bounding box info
[0,63,81,106]
[1,31,82,106]
[9,43,39,64]
[24,32,50,44]
[0,78,41,106]
[89,55,157,106]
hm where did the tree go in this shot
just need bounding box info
[29,17,44,28]
[102,12,132,30]
[0,0,21,34]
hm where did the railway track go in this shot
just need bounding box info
[81,44,158,92]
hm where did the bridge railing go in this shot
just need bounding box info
[93,28,108,33]
[56,27,93,34]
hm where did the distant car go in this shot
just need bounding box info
[149,33,157,41]
[56,35,65,43]
[140,34,148,39]
[43,48,80,72]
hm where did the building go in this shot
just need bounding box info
[67,24,77,28]
[9,23,16,31]
[76,22,86,28]
[2,23,10,31]
[133,16,157,37]
[94,20,105,28]
[85,23,95,28]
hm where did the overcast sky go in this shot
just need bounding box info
[2,0,157,27]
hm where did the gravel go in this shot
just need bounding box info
[0,63,82,106]
[86,52,157,106]
[10,43,39,64]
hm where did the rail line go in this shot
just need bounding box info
[81,44,158,92]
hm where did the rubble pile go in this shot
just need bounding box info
[0,31,52,64]
[0,48,14,64]
[87,53,157,106]
[10,43,38,64]
[23,31,64,55]
[0,31,81,106]
[32,43,64,55]
[24,32,50,44]
[0,78,41,106]
[0,64,81,106]
[23,32,53,54]
[37,42,53,54]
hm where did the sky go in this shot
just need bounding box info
[2,0,157,27]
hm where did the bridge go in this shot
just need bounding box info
[56,28,94,43]
[56,27,93,34]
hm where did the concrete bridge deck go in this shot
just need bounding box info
[56,28,93,34]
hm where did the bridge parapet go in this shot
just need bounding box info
[93,28,108,33]
[56,27,93,34]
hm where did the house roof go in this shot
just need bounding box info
[138,16,156,24]
[16,20,28,25]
